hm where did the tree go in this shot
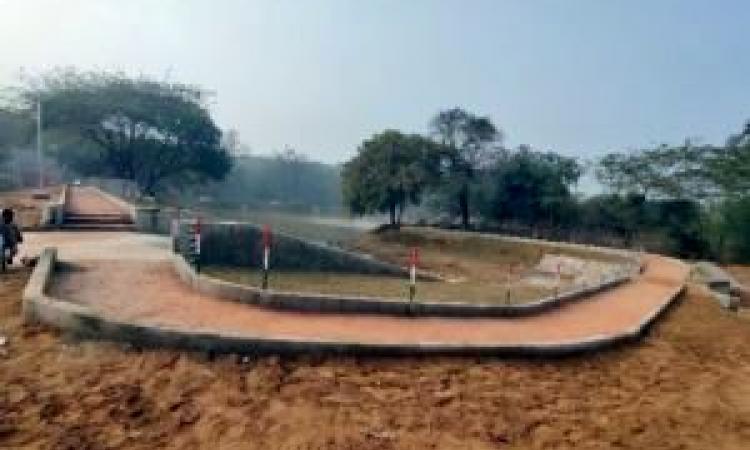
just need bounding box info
[709,122,750,198]
[0,108,32,155]
[702,122,750,261]
[342,130,440,227]
[203,153,341,212]
[430,107,502,228]
[486,147,581,226]
[18,69,232,195]
[275,147,309,205]
[596,143,715,200]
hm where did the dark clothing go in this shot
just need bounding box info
[0,223,22,249]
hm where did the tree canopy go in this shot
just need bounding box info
[342,130,440,226]
[485,147,581,226]
[0,108,32,155]
[429,107,503,228]
[596,143,716,200]
[18,70,231,195]
[710,122,750,197]
[203,151,342,213]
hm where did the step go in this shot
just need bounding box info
[64,213,132,220]
[64,215,133,225]
[59,223,136,232]
[64,218,134,225]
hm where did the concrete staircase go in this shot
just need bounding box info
[61,213,135,231]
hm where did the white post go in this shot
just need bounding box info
[37,99,43,189]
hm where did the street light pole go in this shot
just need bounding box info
[36,98,43,189]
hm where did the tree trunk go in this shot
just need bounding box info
[459,183,470,229]
[389,202,397,227]
[396,201,404,226]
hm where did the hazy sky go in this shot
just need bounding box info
[2,0,749,163]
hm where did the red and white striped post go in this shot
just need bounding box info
[408,247,419,302]
[261,224,271,290]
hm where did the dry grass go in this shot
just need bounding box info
[350,227,627,282]
[2,266,750,449]
[205,227,632,305]
[205,268,553,305]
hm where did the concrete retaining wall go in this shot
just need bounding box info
[173,253,635,317]
[40,185,68,227]
[22,246,687,357]
[176,221,412,277]
[695,261,743,310]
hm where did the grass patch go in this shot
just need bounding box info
[205,267,555,305]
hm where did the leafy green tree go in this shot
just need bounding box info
[702,122,750,261]
[430,108,502,229]
[709,122,750,197]
[596,143,715,199]
[342,130,440,227]
[0,108,32,156]
[18,69,231,195]
[486,147,581,226]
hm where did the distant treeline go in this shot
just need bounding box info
[3,71,750,262]
[342,108,750,263]
[200,151,341,213]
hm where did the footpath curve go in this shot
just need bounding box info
[22,187,689,356]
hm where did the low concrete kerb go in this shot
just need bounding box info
[22,247,686,357]
[172,253,636,318]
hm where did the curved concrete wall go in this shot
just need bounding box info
[40,185,68,228]
[22,246,686,357]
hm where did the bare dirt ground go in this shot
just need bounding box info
[65,186,130,216]
[3,267,750,449]
[726,265,750,287]
[0,186,62,229]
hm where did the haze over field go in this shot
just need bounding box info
[2,0,750,162]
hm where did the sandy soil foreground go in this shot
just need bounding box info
[2,267,750,450]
